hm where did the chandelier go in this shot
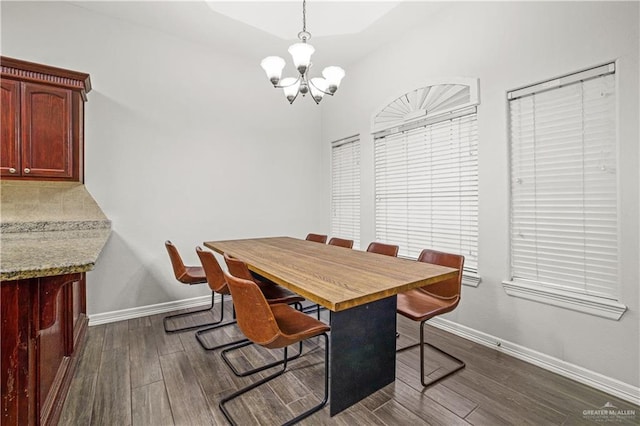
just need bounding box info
[260,0,345,104]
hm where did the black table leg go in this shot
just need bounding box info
[329,296,397,416]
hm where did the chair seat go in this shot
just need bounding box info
[258,281,305,304]
[263,304,331,349]
[177,266,207,284]
[397,289,459,322]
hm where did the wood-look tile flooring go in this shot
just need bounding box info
[60,302,639,425]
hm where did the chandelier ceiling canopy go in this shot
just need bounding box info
[260,0,345,104]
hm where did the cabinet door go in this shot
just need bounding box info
[1,79,21,177]
[21,83,73,178]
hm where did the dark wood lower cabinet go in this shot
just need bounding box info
[1,273,88,426]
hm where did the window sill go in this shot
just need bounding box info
[502,280,627,320]
[463,271,481,287]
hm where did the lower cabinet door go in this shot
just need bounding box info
[1,273,86,426]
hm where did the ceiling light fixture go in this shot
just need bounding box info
[260,0,345,104]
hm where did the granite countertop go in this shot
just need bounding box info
[0,180,112,281]
[1,225,111,280]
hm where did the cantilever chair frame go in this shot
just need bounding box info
[221,338,303,377]
[194,299,247,352]
[220,334,328,426]
[163,241,226,333]
[397,321,466,387]
[396,249,465,387]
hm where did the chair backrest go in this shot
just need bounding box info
[165,240,188,281]
[196,247,228,293]
[366,241,399,257]
[417,249,464,300]
[328,237,354,249]
[305,233,328,243]
[223,270,281,347]
[223,252,255,281]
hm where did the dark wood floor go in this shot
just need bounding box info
[59,301,638,425]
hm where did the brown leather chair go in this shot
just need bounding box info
[328,237,354,248]
[306,233,328,243]
[396,249,465,387]
[366,241,399,257]
[192,247,245,351]
[163,241,221,333]
[219,253,306,374]
[196,252,305,352]
[219,270,330,425]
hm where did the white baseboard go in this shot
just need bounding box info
[429,317,640,405]
[88,294,220,326]
[87,295,639,405]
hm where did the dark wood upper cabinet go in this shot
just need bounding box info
[0,57,91,181]
[21,83,73,178]
[1,79,20,176]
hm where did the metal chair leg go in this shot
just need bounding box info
[219,333,329,426]
[163,292,224,333]
[195,321,247,351]
[302,303,325,320]
[221,339,303,377]
[194,300,248,350]
[396,321,465,387]
[283,333,329,425]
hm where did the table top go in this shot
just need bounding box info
[204,236,459,312]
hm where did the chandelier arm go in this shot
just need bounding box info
[308,77,335,96]
[289,88,301,104]
[273,76,302,89]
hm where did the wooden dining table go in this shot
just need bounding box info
[204,236,459,416]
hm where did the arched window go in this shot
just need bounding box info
[372,79,480,285]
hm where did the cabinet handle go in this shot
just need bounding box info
[9,168,16,174]
[24,168,31,174]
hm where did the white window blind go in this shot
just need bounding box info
[508,65,618,299]
[374,113,478,272]
[331,135,360,248]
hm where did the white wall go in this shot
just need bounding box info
[1,2,324,313]
[321,2,639,389]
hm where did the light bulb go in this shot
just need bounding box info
[288,43,315,75]
[322,66,345,94]
[260,56,285,85]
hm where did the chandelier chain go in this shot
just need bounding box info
[302,0,306,33]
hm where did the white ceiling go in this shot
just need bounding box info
[206,1,402,39]
[69,1,447,68]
